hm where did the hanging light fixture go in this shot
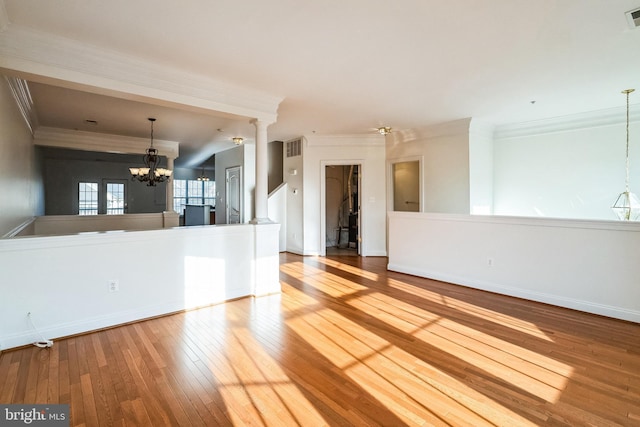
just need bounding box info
[197,167,210,181]
[233,137,244,145]
[611,89,640,220]
[129,118,173,186]
[377,126,392,135]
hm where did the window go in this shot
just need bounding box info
[78,182,98,215]
[173,179,216,214]
[106,183,125,214]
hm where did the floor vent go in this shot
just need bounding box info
[626,8,640,29]
[286,138,302,157]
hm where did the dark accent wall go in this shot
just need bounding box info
[42,148,167,215]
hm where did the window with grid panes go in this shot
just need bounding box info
[78,182,99,215]
[173,179,215,215]
[106,183,125,214]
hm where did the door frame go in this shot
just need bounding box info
[320,161,363,257]
[387,155,424,213]
[225,166,242,224]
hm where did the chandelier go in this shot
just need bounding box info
[377,126,392,135]
[611,89,640,220]
[129,118,173,186]
[197,167,209,181]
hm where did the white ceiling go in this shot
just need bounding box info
[3,0,640,167]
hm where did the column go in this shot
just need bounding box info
[165,157,174,212]
[251,119,271,223]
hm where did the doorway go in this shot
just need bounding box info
[391,160,421,212]
[324,164,360,256]
[226,166,242,224]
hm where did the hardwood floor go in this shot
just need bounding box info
[1,253,639,426]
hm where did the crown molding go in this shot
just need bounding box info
[387,118,472,145]
[0,24,282,123]
[4,76,38,134]
[305,133,385,147]
[469,118,495,139]
[34,126,180,158]
[494,105,640,140]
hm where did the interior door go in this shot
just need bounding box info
[226,166,242,224]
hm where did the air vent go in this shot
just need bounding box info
[286,138,302,157]
[626,8,640,29]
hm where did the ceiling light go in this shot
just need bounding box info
[197,167,209,181]
[377,127,392,135]
[129,118,173,187]
[611,89,640,220]
[233,137,244,145]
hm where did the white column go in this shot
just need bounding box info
[251,119,271,223]
[165,157,174,212]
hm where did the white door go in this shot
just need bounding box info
[226,166,242,224]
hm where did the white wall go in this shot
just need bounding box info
[469,119,494,215]
[387,119,471,214]
[283,138,304,254]
[0,77,43,237]
[388,212,640,323]
[0,223,281,350]
[298,135,387,256]
[493,118,639,220]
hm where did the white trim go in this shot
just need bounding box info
[494,104,640,140]
[320,160,365,257]
[4,76,37,134]
[386,118,472,145]
[0,24,281,122]
[1,217,35,238]
[387,263,640,323]
[34,126,180,158]
[386,155,424,213]
[388,211,640,233]
[306,134,385,147]
[365,251,387,257]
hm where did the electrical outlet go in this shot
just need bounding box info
[487,258,494,267]
[108,280,119,292]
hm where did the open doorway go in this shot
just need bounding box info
[324,164,360,256]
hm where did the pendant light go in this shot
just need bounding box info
[129,118,173,186]
[611,89,640,220]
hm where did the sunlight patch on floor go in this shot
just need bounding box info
[205,324,329,426]
[346,290,573,404]
[387,277,555,342]
[286,305,540,425]
[314,256,380,281]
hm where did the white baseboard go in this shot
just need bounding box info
[387,263,640,323]
[364,250,387,257]
[0,292,256,351]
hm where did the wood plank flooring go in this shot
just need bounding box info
[1,253,639,426]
